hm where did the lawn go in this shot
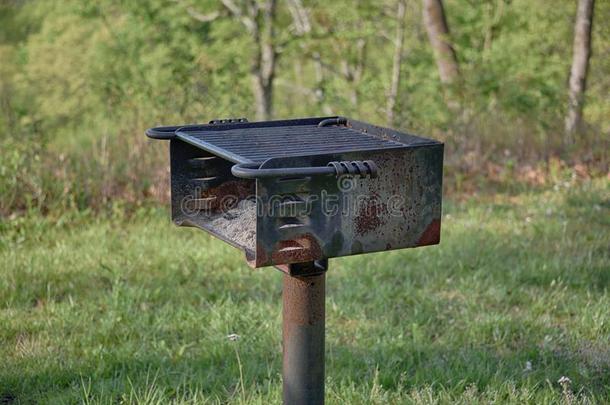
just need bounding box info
[1,179,608,404]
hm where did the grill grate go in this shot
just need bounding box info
[176,124,406,163]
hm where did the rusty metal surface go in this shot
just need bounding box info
[283,271,326,405]
[157,117,443,268]
[253,144,443,267]
[169,139,257,254]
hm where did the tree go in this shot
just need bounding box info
[224,0,278,121]
[422,0,459,86]
[184,0,278,120]
[565,0,595,141]
[386,0,407,126]
[284,0,332,114]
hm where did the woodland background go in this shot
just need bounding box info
[0,0,608,215]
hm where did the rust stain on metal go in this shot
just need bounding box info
[281,271,326,402]
[202,180,254,211]
[354,194,387,235]
[283,273,325,326]
[271,233,323,264]
[417,219,441,246]
[159,120,443,267]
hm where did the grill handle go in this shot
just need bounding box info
[231,160,378,179]
[145,126,180,140]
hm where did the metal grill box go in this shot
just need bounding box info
[146,116,443,268]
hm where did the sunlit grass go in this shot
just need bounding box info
[1,179,608,404]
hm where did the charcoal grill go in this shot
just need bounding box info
[146,116,443,404]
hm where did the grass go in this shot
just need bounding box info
[0,178,608,404]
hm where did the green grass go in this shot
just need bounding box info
[1,179,608,404]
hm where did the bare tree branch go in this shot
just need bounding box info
[310,52,342,77]
[286,0,311,35]
[220,0,257,32]
[219,0,242,16]
[185,8,222,23]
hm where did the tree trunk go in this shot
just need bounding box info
[251,29,275,121]
[218,0,277,121]
[387,0,407,127]
[340,38,366,108]
[286,0,331,114]
[251,72,273,121]
[565,0,595,142]
[422,0,459,85]
[312,53,332,115]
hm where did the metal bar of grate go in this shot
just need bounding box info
[176,125,406,163]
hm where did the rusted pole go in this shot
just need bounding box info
[282,261,326,405]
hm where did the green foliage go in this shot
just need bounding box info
[0,180,608,403]
[0,0,608,213]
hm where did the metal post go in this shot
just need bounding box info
[282,260,327,405]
